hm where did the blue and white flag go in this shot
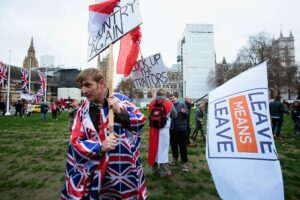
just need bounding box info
[206,61,284,200]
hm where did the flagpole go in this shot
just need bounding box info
[108,44,122,193]
[28,58,32,95]
[44,65,48,102]
[108,44,115,133]
[5,50,11,115]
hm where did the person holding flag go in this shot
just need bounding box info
[61,68,147,200]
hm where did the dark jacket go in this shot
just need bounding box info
[290,105,300,122]
[40,103,49,113]
[269,99,284,119]
[185,101,194,129]
[170,101,188,131]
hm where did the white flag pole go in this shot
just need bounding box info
[28,58,32,95]
[44,65,48,102]
[5,50,11,115]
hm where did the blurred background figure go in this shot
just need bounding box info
[68,99,80,131]
[269,95,285,139]
[289,100,300,135]
[27,101,32,117]
[185,96,194,146]
[191,103,206,142]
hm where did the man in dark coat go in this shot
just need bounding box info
[269,95,285,139]
[169,94,189,172]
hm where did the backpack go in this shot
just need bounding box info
[149,99,167,128]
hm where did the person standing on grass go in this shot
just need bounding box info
[148,89,177,177]
[0,101,5,116]
[191,103,206,142]
[40,102,49,121]
[61,68,147,200]
[269,95,285,139]
[169,94,189,172]
[289,100,300,134]
[14,100,23,117]
[27,101,32,117]
[51,101,58,120]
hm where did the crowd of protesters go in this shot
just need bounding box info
[0,98,81,121]
[147,91,208,177]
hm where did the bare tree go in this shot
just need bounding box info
[235,32,272,65]
[214,31,297,99]
[116,78,142,99]
[268,58,298,98]
[215,57,231,86]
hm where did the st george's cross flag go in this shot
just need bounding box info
[117,26,141,77]
[88,0,119,34]
[0,62,8,89]
[206,61,284,200]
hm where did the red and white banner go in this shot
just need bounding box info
[206,61,284,200]
[117,26,141,77]
[88,0,119,34]
[87,0,142,61]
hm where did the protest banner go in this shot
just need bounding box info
[87,0,142,61]
[130,53,169,89]
[206,61,284,200]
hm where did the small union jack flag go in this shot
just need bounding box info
[20,68,29,92]
[0,62,8,89]
[38,70,46,92]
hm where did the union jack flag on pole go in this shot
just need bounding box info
[20,68,29,92]
[0,62,8,89]
[38,70,46,92]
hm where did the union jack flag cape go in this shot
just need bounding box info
[20,68,29,92]
[61,93,148,200]
[0,62,8,89]
[38,70,46,92]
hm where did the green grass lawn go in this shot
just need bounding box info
[0,110,299,200]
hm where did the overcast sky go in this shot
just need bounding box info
[0,0,299,70]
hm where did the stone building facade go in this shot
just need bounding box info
[272,30,295,66]
[23,38,39,70]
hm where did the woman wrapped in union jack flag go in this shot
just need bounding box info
[61,68,147,200]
